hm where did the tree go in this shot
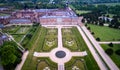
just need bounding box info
[115,49,120,56]
[105,48,114,55]
[81,18,85,23]
[0,45,17,65]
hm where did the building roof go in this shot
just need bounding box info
[10,19,31,24]
[0,24,4,28]
[0,15,10,19]
[0,8,8,11]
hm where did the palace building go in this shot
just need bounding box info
[0,7,79,25]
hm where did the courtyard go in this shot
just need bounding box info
[21,25,100,70]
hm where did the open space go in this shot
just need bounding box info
[101,44,120,68]
[88,24,120,41]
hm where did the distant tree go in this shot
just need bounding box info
[105,48,114,55]
[115,49,120,56]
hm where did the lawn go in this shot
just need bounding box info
[2,26,20,34]
[101,44,120,68]
[16,26,30,34]
[12,34,24,42]
[88,24,120,41]
[94,3,120,6]
[76,10,91,15]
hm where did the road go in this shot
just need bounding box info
[81,26,119,70]
[99,41,120,44]
[15,51,29,70]
[76,26,107,70]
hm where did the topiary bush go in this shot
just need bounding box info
[105,48,114,55]
[96,37,101,41]
[108,42,113,47]
[115,49,120,56]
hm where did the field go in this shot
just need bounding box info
[101,44,120,68]
[88,24,120,41]
[76,10,91,15]
[69,5,91,15]
[94,3,120,6]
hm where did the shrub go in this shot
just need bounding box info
[85,24,87,26]
[115,49,120,56]
[91,32,94,35]
[87,27,90,30]
[96,37,101,41]
[108,43,113,47]
[105,48,114,55]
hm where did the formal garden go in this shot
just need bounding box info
[65,57,87,70]
[62,27,100,70]
[42,28,58,52]
[62,28,78,51]
[2,26,31,43]
[22,27,58,70]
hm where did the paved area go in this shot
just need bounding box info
[76,25,107,70]
[98,41,120,44]
[81,26,119,70]
[15,51,29,70]
[34,25,87,70]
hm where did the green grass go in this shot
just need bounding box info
[12,34,24,42]
[34,27,47,52]
[3,26,20,34]
[16,27,30,34]
[88,24,120,41]
[105,14,115,18]
[101,44,120,68]
[94,3,120,6]
[69,5,76,10]
[76,10,91,15]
